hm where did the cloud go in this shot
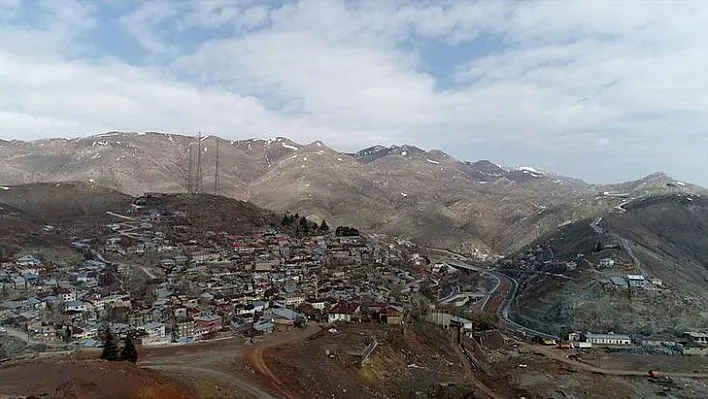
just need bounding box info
[1,0,708,183]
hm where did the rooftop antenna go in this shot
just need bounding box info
[214,138,220,195]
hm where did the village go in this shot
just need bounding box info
[0,193,427,356]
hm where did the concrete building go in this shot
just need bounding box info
[627,275,645,287]
[585,333,632,345]
[598,258,615,268]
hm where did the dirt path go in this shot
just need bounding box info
[149,365,275,399]
[519,342,708,379]
[453,342,502,399]
[244,324,322,399]
[144,324,322,398]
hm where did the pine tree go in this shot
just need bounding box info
[281,214,290,226]
[101,330,120,361]
[320,220,329,232]
[120,335,138,363]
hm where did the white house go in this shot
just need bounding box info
[63,300,88,312]
[16,255,41,267]
[327,303,360,323]
[56,289,77,303]
[598,258,615,268]
[138,322,169,345]
[585,333,631,345]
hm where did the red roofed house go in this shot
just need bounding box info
[327,302,361,324]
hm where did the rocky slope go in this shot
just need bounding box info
[505,193,708,335]
[1,132,704,255]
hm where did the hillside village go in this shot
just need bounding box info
[0,193,429,355]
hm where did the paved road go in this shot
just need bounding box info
[444,258,560,340]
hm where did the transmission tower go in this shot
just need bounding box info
[187,145,194,194]
[214,138,220,195]
[196,133,203,194]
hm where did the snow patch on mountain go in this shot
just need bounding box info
[426,159,440,165]
[282,143,298,151]
[518,166,543,177]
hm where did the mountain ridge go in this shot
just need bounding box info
[1,132,704,256]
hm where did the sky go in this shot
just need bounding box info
[1,0,708,185]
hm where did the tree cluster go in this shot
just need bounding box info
[335,226,360,237]
[101,331,138,363]
[282,213,330,236]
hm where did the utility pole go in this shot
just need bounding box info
[187,145,193,194]
[213,138,220,195]
[196,133,203,194]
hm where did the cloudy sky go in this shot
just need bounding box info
[2,1,708,185]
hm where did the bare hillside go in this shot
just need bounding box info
[1,132,703,255]
[505,193,708,336]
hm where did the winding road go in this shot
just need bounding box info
[443,258,560,340]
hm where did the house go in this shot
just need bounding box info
[327,302,360,323]
[194,314,222,333]
[63,300,88,312]
[585,333,632,345]
[11,276,26,289]
[297,303,320,321]
[626,275,645,287]
[253,319,275,334]
[598,258,615,268]
[140,322,166,337]
[175,319,198,340]
[56,288,77,303]
[610,276,628,287]
[16,255,41,267]
[24,297,45,310]
[565,261,578,271]
[270,307,302,323]
[685,332,708,345]
[380,306,403,325]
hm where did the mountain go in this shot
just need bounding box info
[504,193,708,336]
[1,132,704,256]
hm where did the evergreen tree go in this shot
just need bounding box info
[101,330,120,361]
[281,214,291,226]
[320,220,329,232]
[300,217,309,234]
[120,335,138,363]
[294,213,299,220]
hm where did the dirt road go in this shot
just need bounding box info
[244,324,322,399]
[143,324,322,398]
[148,364,275,399]
[519,342,708,379]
